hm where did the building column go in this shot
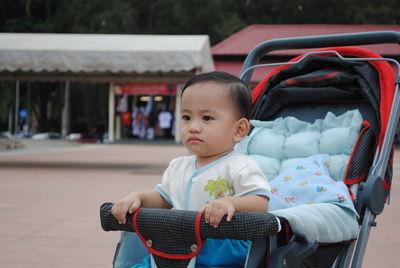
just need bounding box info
[108,82,115,142]
[26,82,31,135]
[61,81,70,139]
[14,80,20,134]
[174,85,182,144]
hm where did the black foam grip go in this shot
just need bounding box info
[100,202,280,241]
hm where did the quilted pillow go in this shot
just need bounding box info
[235,110,363,182]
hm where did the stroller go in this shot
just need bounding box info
[100,31,400,268]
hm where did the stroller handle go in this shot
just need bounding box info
[240,30,400,84]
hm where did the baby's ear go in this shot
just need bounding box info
[234,118,250,142]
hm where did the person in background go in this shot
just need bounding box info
[158,108,172,138]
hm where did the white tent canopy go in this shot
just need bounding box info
[0,33,214,82]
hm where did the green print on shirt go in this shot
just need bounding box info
[204,176,233,199]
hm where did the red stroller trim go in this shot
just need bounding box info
[251,46,396,150]
[344,120,371,186]
[132,208,205,260]
[286,71,340,85]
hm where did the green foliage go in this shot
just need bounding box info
[28,82,62,132]
[0,82,15,123]
[69,83,108,133]
[1,0,398,41]
[243,0,400,25]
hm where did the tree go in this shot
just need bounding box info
[0,82,16,131]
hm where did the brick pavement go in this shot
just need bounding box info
[0,140,398,268]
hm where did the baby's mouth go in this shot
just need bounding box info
[188,137,203,143]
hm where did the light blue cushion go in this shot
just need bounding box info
[329,154,350,182]
[320,128,356,155]
[249,155,281,181]
[284,131,320,158]
[248,128,285,159]
[235,110,363,181]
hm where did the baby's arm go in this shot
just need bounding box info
[112,190,171,224]
[200,195,268,228]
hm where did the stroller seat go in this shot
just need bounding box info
[235,109,364,244]
[100,31,399,268]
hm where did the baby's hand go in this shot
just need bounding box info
[199,197,235,228]
[111,192,141,224]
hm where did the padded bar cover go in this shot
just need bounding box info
[100,202,280,241]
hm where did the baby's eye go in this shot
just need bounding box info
[202,115,213,121]
[182,115,191,121]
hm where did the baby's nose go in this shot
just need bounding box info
[189,122,201,132]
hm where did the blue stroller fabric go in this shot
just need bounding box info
[131,239,250,268]
[113,232,148,268]
[268,154,357,216]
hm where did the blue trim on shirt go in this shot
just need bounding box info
[194,151,236,175]
[182,159,196,210]
[183,152,236,210]
[183,178,193,210]
[155,186,173,207]
[243,190,270,197]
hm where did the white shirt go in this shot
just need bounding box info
[155,152,270,211]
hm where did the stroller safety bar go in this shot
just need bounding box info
[100,203,280,240]
[100,202,280,262]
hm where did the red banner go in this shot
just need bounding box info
[115,83,177,95]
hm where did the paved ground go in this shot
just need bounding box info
[0,139,399,268]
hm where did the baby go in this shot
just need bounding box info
[112,71,270,267]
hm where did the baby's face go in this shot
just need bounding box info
[180,81,240,162]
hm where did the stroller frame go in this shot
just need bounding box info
[240,30,400,268]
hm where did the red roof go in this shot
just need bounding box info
[212,24,400,56]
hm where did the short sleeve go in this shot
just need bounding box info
[155,159,178,206]
[232,158,271,198]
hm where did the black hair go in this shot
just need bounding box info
[181,71,252,119]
